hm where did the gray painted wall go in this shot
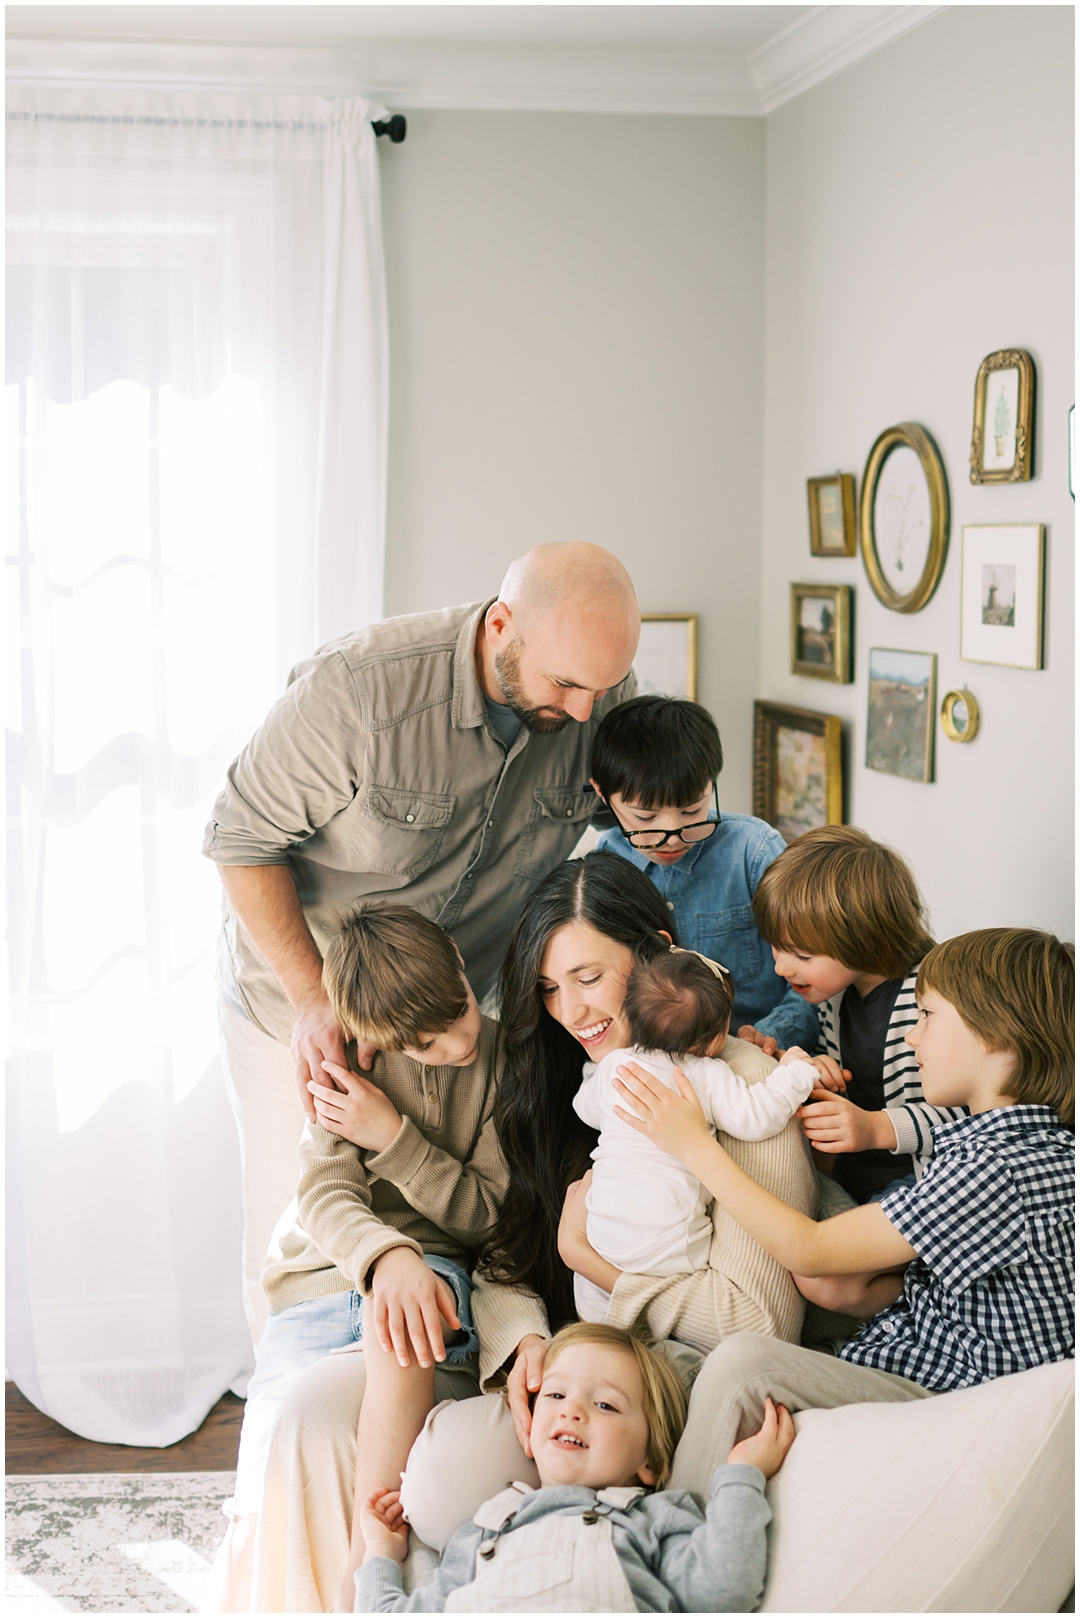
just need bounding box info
[380,110,766,813]
[760,5,1074,940]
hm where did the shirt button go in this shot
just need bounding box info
[465,873,473,880]
[667,902,675,911]
[566,808,573,817]
[424,1065,431,1074]
[487,820,495,828]
[405,813,415,823]
[428,1091,438,1103]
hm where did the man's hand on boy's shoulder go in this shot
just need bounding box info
[310,1061,403,1153]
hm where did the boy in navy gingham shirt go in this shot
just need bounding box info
[609,927,1073,1425]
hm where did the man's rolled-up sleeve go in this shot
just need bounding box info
[202,651,368,866]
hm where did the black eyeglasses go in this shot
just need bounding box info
[603,782,720,850]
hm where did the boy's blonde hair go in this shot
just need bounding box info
[323,903,467,1050]
[541,1322,688,1489]
[752,824,934,978]
[918,929,1075,1124]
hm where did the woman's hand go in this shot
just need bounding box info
[613,1061,712,1161]
[506,1333,550,1454]
[797,1089,896,1154]
[557,1174,622,1293]
[311,1062,403,1152]
[369,1247,460,1368]
[727,1396,795,1479]
[359,1487,409,1564]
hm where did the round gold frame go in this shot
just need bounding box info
[940,688,980,744]
[859,422,950,613]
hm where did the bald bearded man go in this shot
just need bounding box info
[203,544,639,1341]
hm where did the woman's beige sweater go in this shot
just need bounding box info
[263,1016,508,1319]
[472,1035,818,1382]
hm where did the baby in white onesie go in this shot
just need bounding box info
[572,946,824,1322]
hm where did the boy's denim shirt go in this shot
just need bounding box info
[596,813,820,1050]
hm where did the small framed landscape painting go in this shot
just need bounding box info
[808,474,856,556]
[790,583,852,682]
[635,614,698,699]
[866,648,937,783]
[969,350,1035,484]
[960,525,1045,670]
[753,700,843,843]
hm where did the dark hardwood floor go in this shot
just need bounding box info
[5,1382,244,1475]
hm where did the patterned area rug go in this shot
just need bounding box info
[6,1472,233,1613]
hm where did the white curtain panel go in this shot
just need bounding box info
[6,86,388,1444]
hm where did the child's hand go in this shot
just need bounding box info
[778,1045,815,1067]
[360,1487,410,1564]
[370,1247,460,1368]
[737,1025,779,1057]
[612,1062,711,1161]
[727,1397,795,1479]
[310,1062,402,1152]
[805,1054,849,1093]
[797,1089,896,1153]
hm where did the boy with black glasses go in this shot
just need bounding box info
[590,696,819,1052]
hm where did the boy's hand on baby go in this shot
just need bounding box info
[310,1062,402,1152]
[727,1397,796,1479]
[360,1487,410,1564]
[797,1088,886,1152]
[371,1247,460,1369]
[612,1061,710,1160]
[737,1025,779,1057]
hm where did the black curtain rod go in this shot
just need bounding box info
[372,115,407,143]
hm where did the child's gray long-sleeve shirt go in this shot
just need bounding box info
[355,1463,771,1613]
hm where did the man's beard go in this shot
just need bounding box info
[493,635,572,735]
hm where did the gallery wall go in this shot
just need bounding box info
[759,4,1074,941]
[380,111,766,812]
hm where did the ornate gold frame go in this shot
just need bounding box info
[940,688,981,744]
[753,700,844,839]
[638,613,698,700]
[789,583,853,683]
[859,422,949,614]
[807,473,857,556]
[969,349,1035,484]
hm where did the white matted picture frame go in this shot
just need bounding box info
[960,524,1045,670]
[634,614,697,700]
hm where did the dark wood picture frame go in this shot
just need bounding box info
[753,700,844,843]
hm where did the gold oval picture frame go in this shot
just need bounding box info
[859,422,949,613]
[940,688,980,744]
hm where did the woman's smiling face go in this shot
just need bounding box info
[538,921,637,1060]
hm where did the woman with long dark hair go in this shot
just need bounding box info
[232,853,816,1603]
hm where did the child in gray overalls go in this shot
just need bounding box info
[354,1322,795,1613]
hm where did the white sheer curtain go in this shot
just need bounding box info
[6,86,388,1444]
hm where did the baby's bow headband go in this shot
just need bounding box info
[669,944,730,979]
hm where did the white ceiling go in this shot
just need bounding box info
[6,5,814,54]
[5,5,947,116]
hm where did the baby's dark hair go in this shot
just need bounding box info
[591,695,723,809]
[624,949,734,1060]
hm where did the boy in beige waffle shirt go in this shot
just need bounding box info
[216,902,507,1613]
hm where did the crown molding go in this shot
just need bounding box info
[749,5,948,113]
[5,9,947,119]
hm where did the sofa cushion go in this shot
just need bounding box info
[760,1358,1075,1613]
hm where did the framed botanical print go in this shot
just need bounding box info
[807,473,856,556]
[969,349,1035,484]
[960,524,1045,670]
[860,422,949,613]
[753,700,843,842]
[866,647,937,783]
[790,583,853,682]
[634,614,698,700]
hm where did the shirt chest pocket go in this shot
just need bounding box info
[358,785,456,879]
[513,787,597,880]
[695,903,763,984]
